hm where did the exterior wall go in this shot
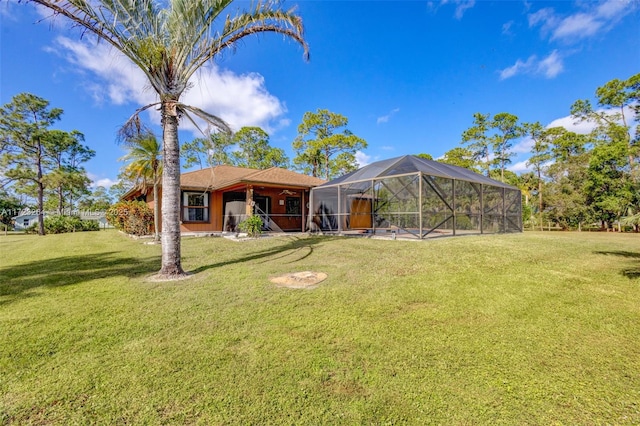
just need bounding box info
[181,191,216,232]
[13,215,40,230]
[141,189,222,233]
[138,185,309,233]
[252,187,307,231]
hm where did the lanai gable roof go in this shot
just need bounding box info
[317,155,518,190]
[180,165,325,190]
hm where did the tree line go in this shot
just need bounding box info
[0,93,110,235]
[4,72,637,237]
[179,108,366,181]
[434,73,639,231]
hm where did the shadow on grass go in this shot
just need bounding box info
[594,250,640,279]
[0,252,160,306]
[190,235,330,274]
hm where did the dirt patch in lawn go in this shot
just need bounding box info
[270,271,327,289]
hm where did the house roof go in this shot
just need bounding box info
[122,165,325,199]
[12,214,41,220]
[317,155,519,190]
[181,165,325,190]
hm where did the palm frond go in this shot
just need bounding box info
[117,102,161,143]
[179,104,232,135]
[29,0,307,101]
[119,129,163,192]
[183,1,308,82]
[30,1,160,76]
[620,213,640,226]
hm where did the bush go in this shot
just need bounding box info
[238,215,263,238]
[106,201,154,236]
[25,215,100,234]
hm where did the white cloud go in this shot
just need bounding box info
[376,108,400,125]
[52,37,148,106]
[529,0,637,43]
[547,104,637,134]
[508,160,531,173]
[597,0,630,19]
[440,0,476,19]
[50,36,288,135]
[499,56,537,80]
[87,173,118,189]
[499,50,563,80]
[93,178,119,189]
[552,13,602,41]
[502,20,514,36]
[537,50,564,78]
[546,115,598,134]
[512,136,534,154]
[454,0,475,19]
[527,7,558,35]
[355,151,371,168]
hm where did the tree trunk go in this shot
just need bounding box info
[58,186,64,215]
[153,178,160,242]
[538,174,543,232]
[37,142,45,236]
[485,154,490,177]
[325,151,330,181]
[159,105,186,277]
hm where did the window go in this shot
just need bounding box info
[285,197,301,216]
[23,219,30,226]
[182,192,209,222]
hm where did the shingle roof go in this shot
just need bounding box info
[121,165,325,200]
[243,167,326,187]
[180,165,325,190]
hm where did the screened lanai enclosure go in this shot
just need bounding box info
[309,155,522,239]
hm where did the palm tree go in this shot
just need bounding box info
[26,0,308,278]
[120,132,162,242]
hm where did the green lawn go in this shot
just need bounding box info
[1,230,639,424]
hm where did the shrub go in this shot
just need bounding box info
[238,215,263,238]
[106,201,154,236]
[25,215,100,234]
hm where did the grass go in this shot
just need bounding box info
[1,230,639,424]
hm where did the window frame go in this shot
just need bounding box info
[182,191,210,223]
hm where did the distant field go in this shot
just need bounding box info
[1,230,639,424]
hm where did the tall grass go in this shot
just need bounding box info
[1,230,638,424]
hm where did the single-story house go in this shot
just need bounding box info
[12,213,44,230]
[121,165,326,233]
[11,210,113,230]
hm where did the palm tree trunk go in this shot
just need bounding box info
[153,178,160,242]
[159,106,186,277]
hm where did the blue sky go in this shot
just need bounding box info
[1,0,639,189]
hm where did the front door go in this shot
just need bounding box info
[350,198,372,229]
